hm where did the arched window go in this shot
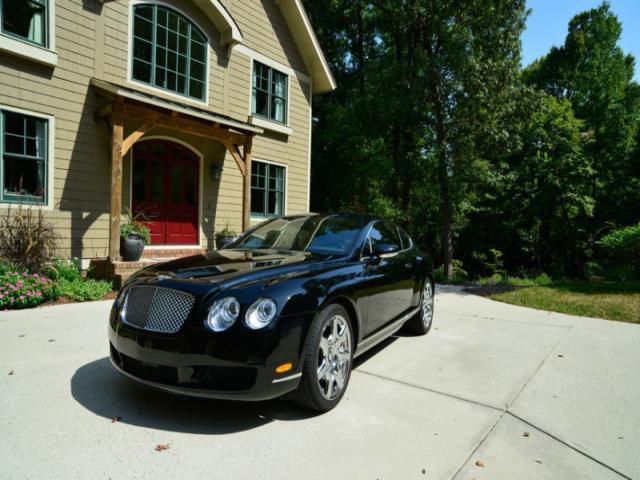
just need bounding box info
[131,4,207,101]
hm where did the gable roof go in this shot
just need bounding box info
[188,0,336,95]
[277,0,336,94]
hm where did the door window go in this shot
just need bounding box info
[368,222,401,251]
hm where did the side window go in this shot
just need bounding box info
[1,109,49,205]
[398,227,413,250]
[368,222,401,251]
[1,0,47,47]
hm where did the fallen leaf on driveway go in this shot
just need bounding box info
[155,444,170,452]
[535,460,542,464]
[475,460,485,467]
[18,334,25,338]
[8,370,14,375]
[111,416,121,423]
[523,431,530,437]
[48,339,55,343]
[557,354,564,358]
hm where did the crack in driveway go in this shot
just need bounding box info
[355,318,631,480]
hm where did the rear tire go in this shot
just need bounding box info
[405,279,434,335]
[292,304,354,412]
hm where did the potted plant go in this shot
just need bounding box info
[215,220,238,249]
[120,208,151,261]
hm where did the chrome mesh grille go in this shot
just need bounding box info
[121,286,195,334]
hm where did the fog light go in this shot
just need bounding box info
[275,362,293,373]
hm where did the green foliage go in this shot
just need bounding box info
[42,258,83,282]
[434,259,468,284]
[54,278,112,302]
[120,208,151,244]
[0,271,56,309]
[304,1,638,280]
[598,223,640,263]
[583,261,604,280]
[0,205,58,272]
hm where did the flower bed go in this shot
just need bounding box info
[0,271,56,309]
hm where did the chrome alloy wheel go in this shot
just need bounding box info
[421,281,434,328]
[317,315,352,400]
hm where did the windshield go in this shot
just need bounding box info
[233,216,363,256]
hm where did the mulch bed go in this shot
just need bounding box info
[39,290,117,308]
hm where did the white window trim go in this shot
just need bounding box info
[250,158,288,221]
[127,135,205,249]
[0,0,57,67]
[127,0,211,107]
[0,105,55,210]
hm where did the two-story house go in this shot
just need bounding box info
[0,0,335,269]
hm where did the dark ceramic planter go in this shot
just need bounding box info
[120,233,145,261]
[215,234,237,250]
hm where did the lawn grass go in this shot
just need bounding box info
[489,281,640,323]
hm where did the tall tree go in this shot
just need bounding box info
[524,2,640,229]
[419,0,527,278]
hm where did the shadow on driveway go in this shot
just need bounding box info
[71,331,402,434]
[71,357,315,435]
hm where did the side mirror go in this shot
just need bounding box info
[373,242,400,256]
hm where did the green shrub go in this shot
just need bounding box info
[583,261,603,280]
[43,258,82,282]
[532,273,553,285]
[55,278,112,302]
[598,223,640,263]
[0,205,58,272]
[0,271,56,309]
[434,259,468,283]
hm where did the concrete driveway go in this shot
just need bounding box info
[1,287,638,480]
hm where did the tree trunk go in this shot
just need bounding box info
[431,79,453,280]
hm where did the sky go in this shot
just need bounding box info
[522,0,640,81]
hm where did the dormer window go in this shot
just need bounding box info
[131,4,207,101]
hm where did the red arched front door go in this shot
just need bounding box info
[131,139,199,245]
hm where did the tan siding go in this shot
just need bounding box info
[0,0,314,259]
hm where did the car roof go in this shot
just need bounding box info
[282,212,379,227]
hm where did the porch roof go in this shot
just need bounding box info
[92,78,257,261]
[90,78,263,136]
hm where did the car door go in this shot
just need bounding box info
[361,221,414,336]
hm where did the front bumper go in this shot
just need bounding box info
[109,303,313,401]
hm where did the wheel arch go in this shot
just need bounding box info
[320,295,361,345]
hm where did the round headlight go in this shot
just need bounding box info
[245,298,278,330]
[206,297,240,332]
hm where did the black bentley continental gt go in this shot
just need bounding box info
[109,213,435,412]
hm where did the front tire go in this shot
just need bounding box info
[405,279,434,335]
[292,304,354,412]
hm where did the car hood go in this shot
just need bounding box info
[133,249,336,287]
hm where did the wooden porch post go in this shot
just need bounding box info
[242,136,253,232]
[109,98,124,261]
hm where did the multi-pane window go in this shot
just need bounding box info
[132,4,207,101]
[251,161,285,218]
[1,110,48,205]
[252,61,288,124]
[1,0,47,46]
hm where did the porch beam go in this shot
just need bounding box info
[223,140,247,177]
[121,121,154,156]
[109,98,124,261]
[242,136,253,232]
[123,102,248,146]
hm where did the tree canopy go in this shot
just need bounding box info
[304,1,640,280]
